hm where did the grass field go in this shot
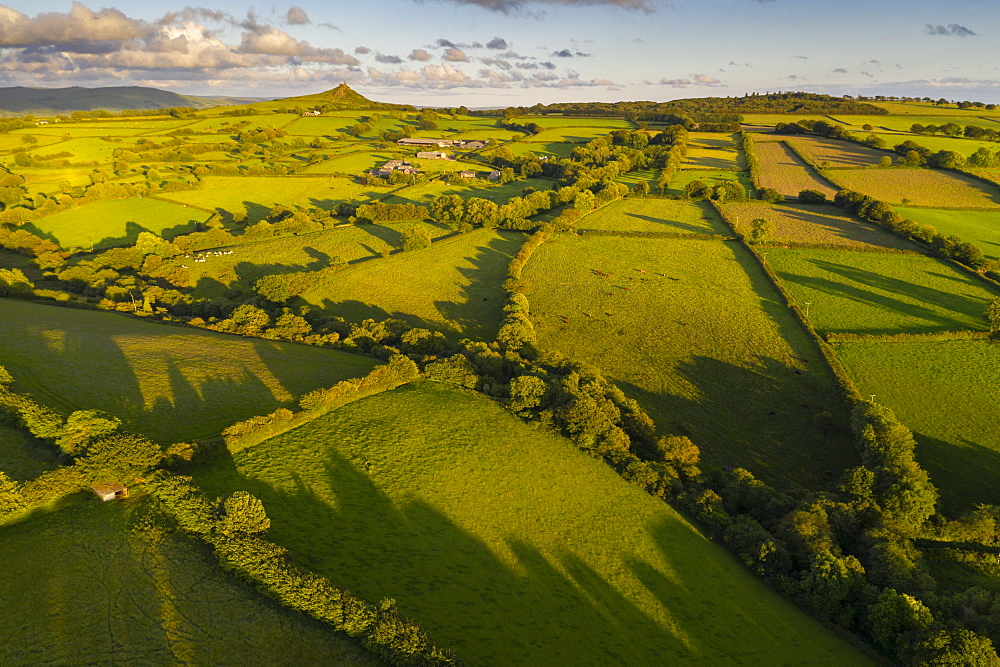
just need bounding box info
[173,221,449,298]
[825,167,1000,208]
[894,206,1000,261]
[522,127,614,144]
[180,114,300,133]
[17,166,97,195]
[578,198,728,234]
[31,137,120,162]
[0,424,58,481]
[524,116,634,128]
[161,176,382,221]
[303,229,521,341]
[506,140,577,158]
[192,381,864,666]
[0,496,374,664]
[521,234,856,487]
[740,115,833,128]
[683,133,740,169]
[663,169,754,198]
[0,299,377,443]
[785,135,887,168]
[307,150,406,173]
[29,197,208,250]
[835,339,1000,513]
[753,140,840,198]
[724,202,914,250]
[764,248,1000,334]
[383,176,554,206]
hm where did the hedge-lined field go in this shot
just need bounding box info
[723,202,914,250]
[836,339,1000,513]
[752,140,840,198]
[192,381,863,666]
[578,198,728,234]
[764,248,1000,334]
[521,234,856,487]
[0,298,377,443]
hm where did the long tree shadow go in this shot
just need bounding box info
[912,431,1000,515]
[619,212,717,235]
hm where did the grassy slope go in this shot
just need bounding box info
[193,381,864,666]
[522,235,856,487]
[578,198,728,235]
[29,197,208,250]
[895,206,1000,262]
[303,229,523,341]
[0,299,377,443]
[835,339,1000,513]
[0,496,373,665]
[0,423,58,481]
[765,248,1000,335]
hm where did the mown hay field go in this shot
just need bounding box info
[764,248,1000,334]
[682,142,740,170]
[785,135,887,167]
[193,381,864,666]
[578,197,728,235]
[0,299,377,443]
[895,206,1000,261]
[521,234,856,487]
[870,132,1000,157]
[163,176,382,220]
[0,498,374,665]
[30,197,208,250]
[723,202,914,250]
[303,228,522,341]
[752,140,840,198]
[174,221,449,298]
[825,167,1000,208]
[505,140,577,158]
[835,339,1000,513]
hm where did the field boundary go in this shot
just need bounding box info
[826,330,991,344]
[577,228,732,240]
[710,200,863,402]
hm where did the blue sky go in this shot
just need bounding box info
[1,0,998,105]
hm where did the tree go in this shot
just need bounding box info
[987,298,1000,334]
[0,470,25,514]
[902,627,999,665]
[401,225,432,252]
[798,189,827,204]
[683,179,710,201]
[868,589,934,655]
[56,409,122,456]
[656,435,700,478]
[879,155,894,168]
[230,304,270,335]
[217,491,270,536]
[758,187,784,203]
[509,375,548,413]
[747,218,773,245]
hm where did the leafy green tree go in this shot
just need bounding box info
[56,409,122,456]
[683,179,710,200]
[879,155,894,168]
[0,364,13,386]
[758,187,784,203]
[902,627,999,665]
[656,435,700,478]
[987,298,1000,334]
[747,218,773,245]
[509,375,548,413]
[868,589,934,655]
[401,225,432,252]
[0,471,25,514]
[798,189,827,204]
[82,433,163,479]
[230,304,271,335]
[255,274,293,303]
[217,491,271,536]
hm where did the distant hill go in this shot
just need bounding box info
[0,86,267,116]
[226,83,413,114]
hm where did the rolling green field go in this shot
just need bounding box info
[578,197,728,234]
[384,176,554,206]
[523,127,615,144]
[683,133,740,169]
[724,202,914,250]
[0,423,57,481]
[836,339,1000,513]
[525,116,634,128]
[192,381,864,666]
[869,132,1000,157]
[0,497,374,665]
[521,234,856,487]
[506,140,577,158]
[894,206,1000,261]
[826,167,1000,208]
[30,197,208,250]
[303,229,521,340]
[162,176,381,220]
[765,248,1000,334]
[173,221,449,297]
[0,299,377,443]
[309,149,406,173]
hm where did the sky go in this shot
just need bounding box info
[1,0,999,106]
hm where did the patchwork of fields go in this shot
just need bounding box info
[5,95,1000,662]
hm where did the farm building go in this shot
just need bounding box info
[458,140,487,149]
[91,483,128,502]
[398,138,455,147]
[459,170,477,179]
[416,151,451,160]
[373,159,420,177]
[489,170,501,181]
